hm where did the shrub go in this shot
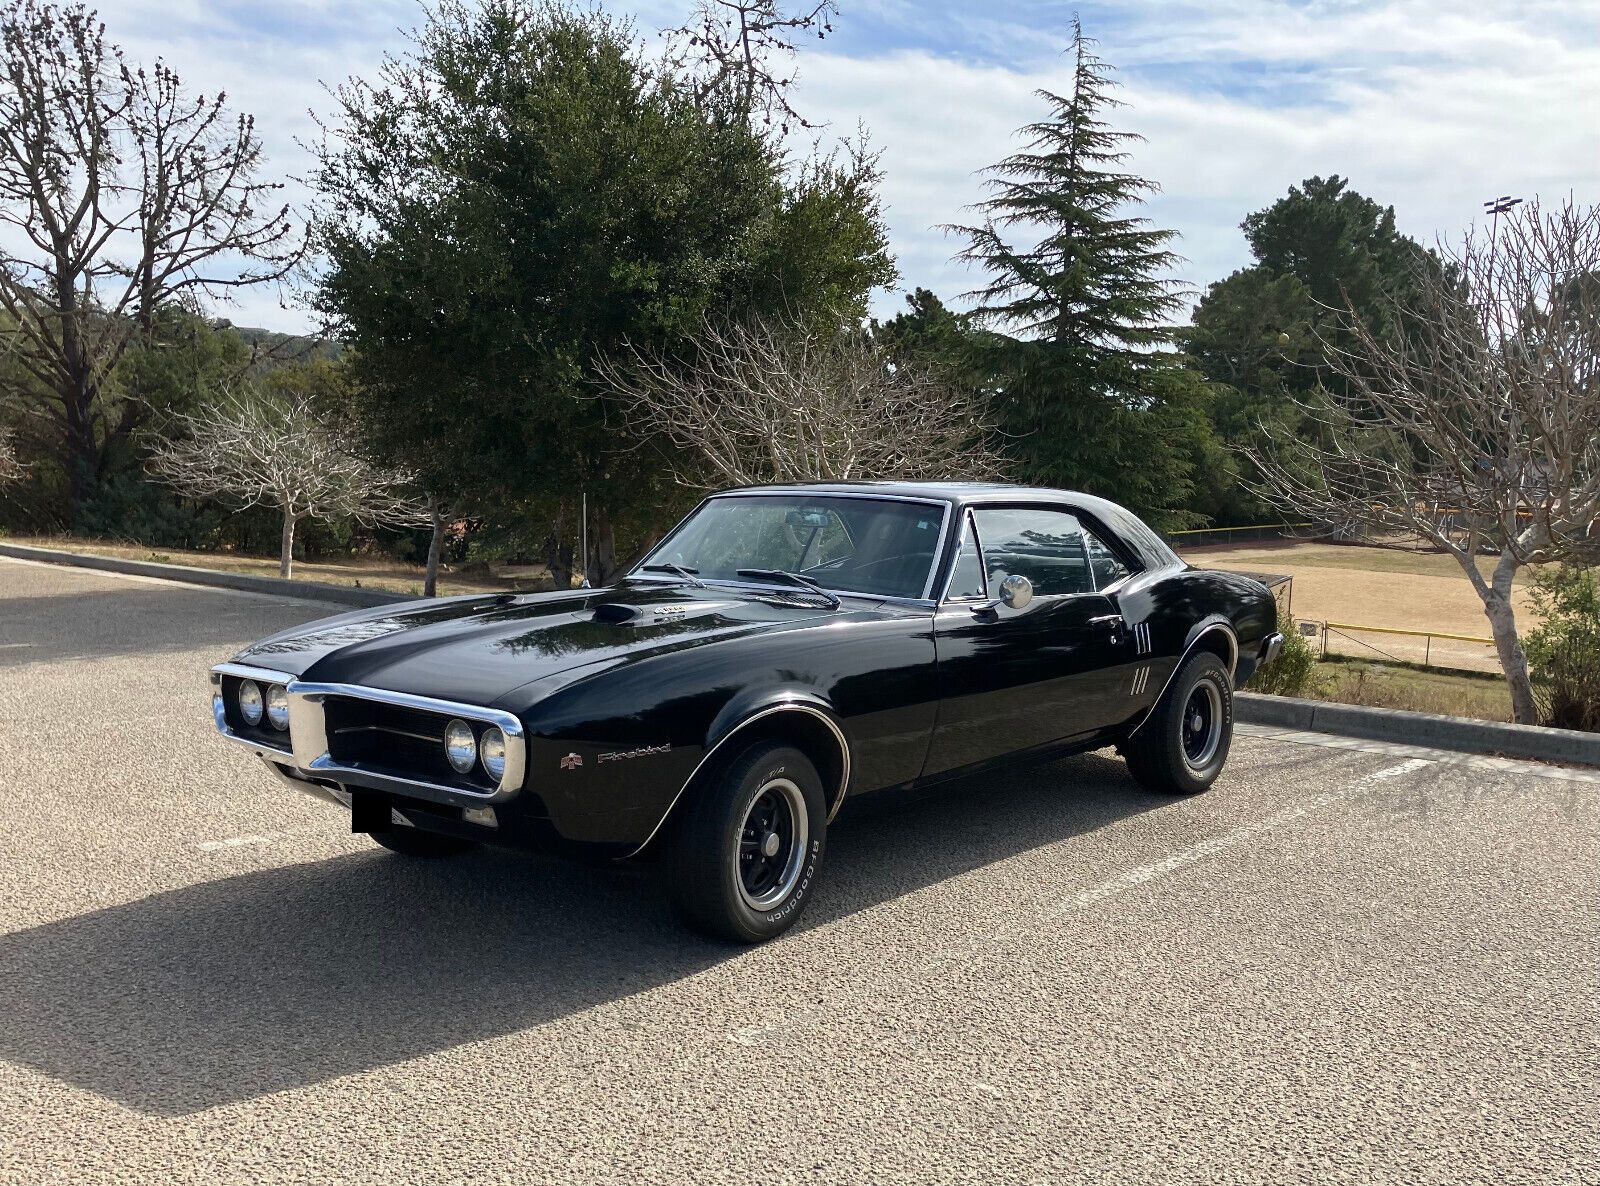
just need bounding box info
[73,474,224,549]
[1523,563,1600,732]
[1247,609,1322,697]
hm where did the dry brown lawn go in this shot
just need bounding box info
[1179,541,1540,673]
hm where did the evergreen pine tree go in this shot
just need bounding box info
[950,20,1212,527]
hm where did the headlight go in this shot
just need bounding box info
[480,726,507,781]
[444,719,477,774]
[238,680,264,726]
[266,684,290,731]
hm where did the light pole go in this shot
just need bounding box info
[1484,194,1522,258]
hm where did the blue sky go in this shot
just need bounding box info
[93,0,1599,332]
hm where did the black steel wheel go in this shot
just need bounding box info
[665,741,827,943]
[1123,650,1233,795]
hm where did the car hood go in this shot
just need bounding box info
[229,582,847,705]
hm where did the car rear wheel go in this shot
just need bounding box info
[665,741,827,943]
[370,827,477,857]
[1123,650,1233,795]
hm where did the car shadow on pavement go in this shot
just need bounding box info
[0,750,1164,1116]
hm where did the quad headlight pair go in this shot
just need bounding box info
[237,680,289,731]
[445,719,507,781]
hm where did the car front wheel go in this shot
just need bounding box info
[1123,650,1234,795]
[665,741,827,943]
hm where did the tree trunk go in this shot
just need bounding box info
[280,512,297,580]
[424,501,444,598]
[1466,547,1539,725]
[544,506,573,591]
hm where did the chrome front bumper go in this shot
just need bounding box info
[1260,631,1285,666]
[210,663,527,807]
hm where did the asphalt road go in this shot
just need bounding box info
[1,557,1595,1185]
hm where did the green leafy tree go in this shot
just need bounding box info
[311,0,891,586]
[1242,176,1436,330]
[1184,177,1447,522]
[949,19,1213,528]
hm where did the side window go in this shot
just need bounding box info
[972,508,1093,597]
[945,513,986,599]
[1083,527,1131,588]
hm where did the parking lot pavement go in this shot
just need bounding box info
[2,557,1595,1186]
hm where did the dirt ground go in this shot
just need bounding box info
[1180,541,1539,673]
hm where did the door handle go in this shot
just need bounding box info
[1088,613,1124,641]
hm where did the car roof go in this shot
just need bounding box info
[716,480,1115,514]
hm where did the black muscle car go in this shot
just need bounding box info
[211,483,1281,942]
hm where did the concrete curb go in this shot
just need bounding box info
[1236,691,1600,768]
[0,542,417,608]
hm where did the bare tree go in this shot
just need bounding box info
[0,422,22,485]
[146,388,426,580]
[1244,196,1600,724]
[596,313,1007,488]
[0,1,299,519]
[664,0,837,132]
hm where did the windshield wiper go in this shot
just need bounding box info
[640,563,705,588]
[734,568,842,608]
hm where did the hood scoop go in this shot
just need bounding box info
[591,601,700,626]
[591,599,739,626]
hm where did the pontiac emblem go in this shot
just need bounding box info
[560,753,583,770]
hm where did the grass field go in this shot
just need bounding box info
[1299,657,1515,723]
[1180,540,1536,673]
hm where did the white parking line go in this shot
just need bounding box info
[1054,757,1432,916]
[1237,722,1600,784]
[196,825,325,852]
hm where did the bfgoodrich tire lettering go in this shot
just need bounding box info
[665,742,827,943]
[1123,651,1233,795]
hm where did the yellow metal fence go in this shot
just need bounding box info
[1299,619,1497,671]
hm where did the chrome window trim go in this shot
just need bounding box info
[622,701,852,860]
[210,663,527,805]
[629,490,952,604]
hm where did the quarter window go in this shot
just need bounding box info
[1084,528,1131,587]
[945,513,986,599]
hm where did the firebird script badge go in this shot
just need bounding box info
[560,753,583,770]
[598,743,672,763]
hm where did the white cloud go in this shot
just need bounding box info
[63,0,1600,332]
[794,0,1600,320]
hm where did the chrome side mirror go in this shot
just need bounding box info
[974,574,1034,616]
[999,574,1033,609]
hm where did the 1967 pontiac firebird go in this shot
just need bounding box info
[211,482,1282,942]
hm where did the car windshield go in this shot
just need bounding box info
[635,495,947,600]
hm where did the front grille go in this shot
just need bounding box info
[323,696,499,792]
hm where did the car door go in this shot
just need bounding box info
[922,506,1130,778]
